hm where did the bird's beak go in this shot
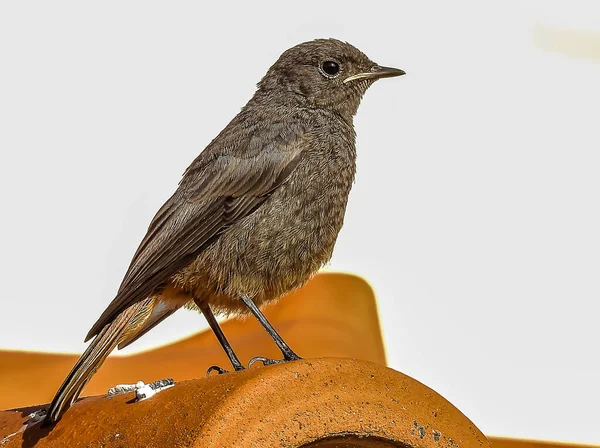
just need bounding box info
[343,65,406,84]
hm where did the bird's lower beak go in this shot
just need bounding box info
[343,65,406,84]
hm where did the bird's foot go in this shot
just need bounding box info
[248,353,302,368]
[206,365,230,376]
[206,364,246,376]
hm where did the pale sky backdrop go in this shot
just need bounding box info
[1,0,599,444]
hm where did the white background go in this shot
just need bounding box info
[1,0,599,444]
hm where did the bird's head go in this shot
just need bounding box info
[257,38,404,119]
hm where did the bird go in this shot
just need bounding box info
[42,38,404,426]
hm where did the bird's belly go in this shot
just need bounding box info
[174,166,352,315]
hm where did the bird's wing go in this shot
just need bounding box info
[85,133,305,341]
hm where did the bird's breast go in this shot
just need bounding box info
[179,119,357,312]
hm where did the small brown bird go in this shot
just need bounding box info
[43,38,404,425]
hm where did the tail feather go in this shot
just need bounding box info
[118,292,189,350]
[42,300,151,426]
[117,306,177,349]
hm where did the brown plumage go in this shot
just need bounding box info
[44,38,404,425]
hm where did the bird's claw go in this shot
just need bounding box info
[206,365,229,376]
[248,354,302,368]
[248,356,279,368]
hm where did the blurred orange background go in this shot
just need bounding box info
[1,273,597,448]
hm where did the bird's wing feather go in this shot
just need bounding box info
[85,133,305,341]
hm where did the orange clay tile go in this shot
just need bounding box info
[0,358,489,448]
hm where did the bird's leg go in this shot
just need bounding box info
[194,298,245,376]
[240,295,302,368]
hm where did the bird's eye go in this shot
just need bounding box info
[320,60,340,78]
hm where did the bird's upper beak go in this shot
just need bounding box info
[343,65,406,84]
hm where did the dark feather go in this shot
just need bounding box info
[44,300,151,425]
[85,135,304,341]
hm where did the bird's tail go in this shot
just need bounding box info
[42,299,152,426]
